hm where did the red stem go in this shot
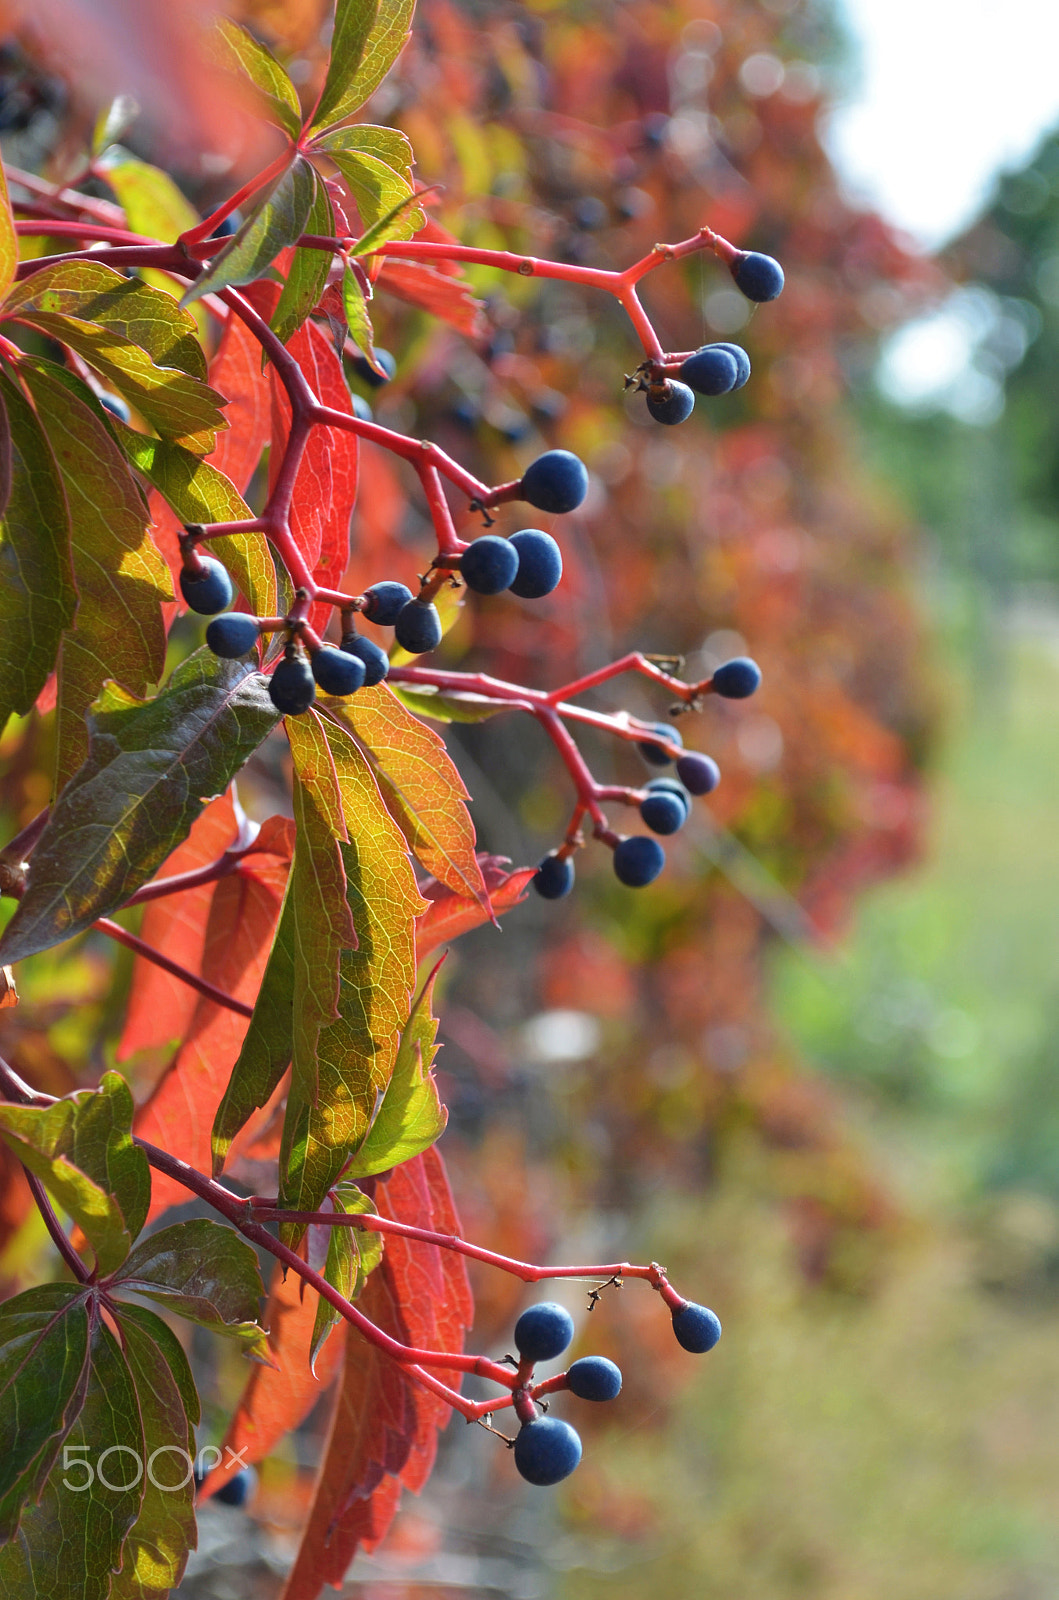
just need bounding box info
[180,145,297,251]
[95,918,253,1019]
[23,1167,92,1282]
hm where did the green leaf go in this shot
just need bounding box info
[106,1304,198,1599]
[340,259,379,366]
[183,155,316,307]
[0,369,77,731]
[310,0,415,134]
[312,123,415,188]
[270,170,336,346]
[4,262,226,449]
[279,710,427,1227]
[347,957,446,1177]
[390,684,509,724]
[211,877,295,1175]
[117,426,276,619]
[111,1219,269,1360]
[214,18,303,139]
[309,1182,383,1371]
[18,360,171,792]
[0,154,18,297]
[329,147,424,244]
[0,1072,149,1275]
[0,1312,145,1600]
[0,1284,91,1543]
[92,94,139,156]
[0,652,281,964]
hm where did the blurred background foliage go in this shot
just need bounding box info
[2,0,1059,1595]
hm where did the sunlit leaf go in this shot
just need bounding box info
[313,123,415,187]
[111,1219,268,1359]
[329,148,424,244]
[390,683,508,723]
[91,94,139,155]
[310,0,415,134]
[416,855,536,960]
[214,18,303,140]
[0,653,281,965]
[377,257,486,338]
[96,149,206,334]
[347,957,446,1176]
[0,370,77,733]
[0,156,18,297]
[0,1072,149,1276]
[183,155,315,306]
[309,1182,383,1370]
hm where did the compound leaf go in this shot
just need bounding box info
[0,652,281,965]
[184,155,315,306]
[0,1072,149,1276]
[214,18,303,140]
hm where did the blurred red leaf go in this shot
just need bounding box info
[377,259,486,339]
[416,856,535,960]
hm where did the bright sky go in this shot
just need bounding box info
[825,0,1059,250]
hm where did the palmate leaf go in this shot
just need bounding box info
[18,360,171,792]
[310,0,416,135]
[111,1219,269,1361]
[3,262,226,451]
[309,1182,383,1370]
[0,1294,199,1600]
[183,155,316,307]
[0,652,281,965]
[214,18,303,140]
[346,957,446,1178]
[0,369,77,732]
[0,1072,149,1276]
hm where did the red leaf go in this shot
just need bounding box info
[134,817,294,1218]
[377,259,486,339]
[198,1254,347,1503]
[416,856,536,960]
[280,1149,473,1600]
[269,319,358,636]
[117,790,238,1062]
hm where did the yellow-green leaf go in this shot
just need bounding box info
[347,956,446,1177]
[329,147,424,243]
[308,1182,382,1371]
[214,18,303,140]
[310,0,415,135]
[0,155,18,298]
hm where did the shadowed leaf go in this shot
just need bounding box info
[0,652,280,965]
[184,155,315,306]
[270,175,335,346]
[112,1218,268,1358]
[0,1283,90,1543]
[310,1182,383,1370]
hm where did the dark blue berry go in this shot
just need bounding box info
[98,391,130,423]
[513,1417,582,1486]
[514,1302,575,1363]
[676,752,721,795]
[711,657,761,699]
[362,582,414,626]
[671,1302,722,1353]
[214,1467,255,1506]
[208,209,242,239]
[350,392,373,422]
[509,530,563,599]
[269,655,316,716]
[679,346,739,396]
[394,599,443,655]
[179,557,233,616]
[613,836,665,887]
[640,790,688,835]
[520,450,589,514]
[312,646,366,697]
[573,196,608,231]
[711,342,751,389]
[534,853,574,900]
[340,631,389,686]
[637,722,683,765]
[646,380,695,425]
[460,535,520,595]
[566,1356,622,1402]
[731,251,784,303]
[350,347,396,387]
[205,614,259,659]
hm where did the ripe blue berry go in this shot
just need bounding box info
[509,530,563,599]
[637,722,683,765]
[711,657,761,699]
[613,835,665,887]
[567,1356,623,1402]
[460,535,520,595]
[98,391,131,423]
[646,380,695,425]
[676,752,721,795]
[179,557,233,616]
[671,1302,722,1353]
[340,631,389,687]
[205,614,259,659]
[513,1417,582,1486]
[350,347,396,387]
[208,210,241,239]
[214,1467,255,1507]
[678,346,739,396]
[731,250,784,303]
[712,342,751,389]
[394,599,443,656]
[362,582,413,626]
[269,654,316,716]
[639,789,688,836]
[514,1302,576,1363]
[312,646,366,697]
[520,449,589,514]
[350,392,373,422]
[534,853,575,900]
